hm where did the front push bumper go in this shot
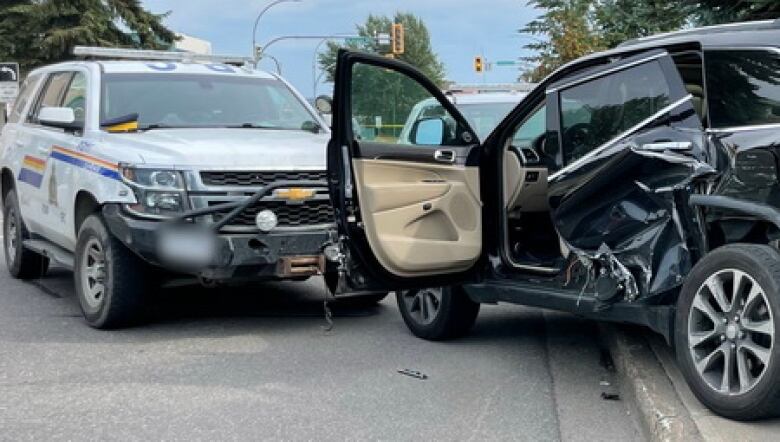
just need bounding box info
[102,204,334,281]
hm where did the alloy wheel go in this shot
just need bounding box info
[688,269,774,395]
[401,287,442,325]
[80,238,107,309]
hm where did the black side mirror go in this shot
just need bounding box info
[410,117,446,145]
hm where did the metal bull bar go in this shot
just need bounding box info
[172,179,330,230]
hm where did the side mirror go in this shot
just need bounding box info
[315,95,333,115]
[39,107,82,131]
[410,117,446,145]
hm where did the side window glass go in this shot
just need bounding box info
[705,50,780,128]
[61,72,87,124]
[29,72,72,123]
[512,105,546,147]
[351,63,465,146]
[8,74,41,124]
[559,61,671,165]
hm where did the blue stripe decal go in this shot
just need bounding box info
[18,168,43,188]
[49,150,121,180]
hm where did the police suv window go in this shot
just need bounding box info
[559,61,671,165]
[28,72,72,123]
[8,74,41,124]
[705,49,780,128]
[61,72,87,125]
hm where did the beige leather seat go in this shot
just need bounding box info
[686,84,707,124]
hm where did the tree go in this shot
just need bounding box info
[685,0,780,25]
[317,12,446,87]
[594,0,692,49]
[0,0,176,74]
[520,0,604,82]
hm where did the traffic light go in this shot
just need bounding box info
[391,23,405,55]
[474,56,483,73]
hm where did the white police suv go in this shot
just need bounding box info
[0,47,353,328]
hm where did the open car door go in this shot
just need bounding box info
[327,50,483,293]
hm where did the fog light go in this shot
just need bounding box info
[255,209,278,232]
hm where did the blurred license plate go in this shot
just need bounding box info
[157,226,218,269]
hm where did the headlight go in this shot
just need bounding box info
[120,166,187,218]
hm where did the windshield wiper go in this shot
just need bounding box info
[139,123,177,131]
[226,123,283,129]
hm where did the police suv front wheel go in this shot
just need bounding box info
[397,286,479,341]
[675,244,780,420]
[74,214,152,329]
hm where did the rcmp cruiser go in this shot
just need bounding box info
[0,47,376,329]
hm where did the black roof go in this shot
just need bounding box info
[619,19,780,50]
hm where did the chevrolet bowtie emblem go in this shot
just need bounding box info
[274,188,316,201]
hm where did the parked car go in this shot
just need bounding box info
[325,21,780,420]
[399,92,524,143]
[0,47,382,329]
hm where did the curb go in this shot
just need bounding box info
[599,324,703,442]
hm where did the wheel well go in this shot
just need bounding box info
[1,167,14,205]
[74,191,100,235]
[706,219,779,251]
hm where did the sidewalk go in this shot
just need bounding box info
[604,324,780,441]
[647,333,780,441]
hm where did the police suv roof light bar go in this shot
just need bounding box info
[73,46,253,67]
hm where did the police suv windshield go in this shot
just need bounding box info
[100,74,318,131]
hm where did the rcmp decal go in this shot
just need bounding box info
[49,145,120,180]
[18,155,46,187]
[18,146,120,188]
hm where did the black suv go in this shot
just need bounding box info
[325,20,780,420]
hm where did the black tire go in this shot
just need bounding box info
[675,243,780,420]
[3,190,49,279]
[74,214,153,329]
[396,286,479,341]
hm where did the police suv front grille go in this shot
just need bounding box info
[209,200,335,228]
[201,170,328,187]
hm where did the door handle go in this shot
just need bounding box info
[641,141,692,151]
[434,149,456,163]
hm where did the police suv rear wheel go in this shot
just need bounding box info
[397,286,479,340]
[74,214,151,329]
[3,190,49,279]
[675,244,780,420]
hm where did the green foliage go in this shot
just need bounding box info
[0,0,176,75]
[685,0,780,25]
[594,0,693,48]
[520,0,604,82]
[317,12,446,87]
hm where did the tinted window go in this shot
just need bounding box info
[61,72,87,124]
[559,61,671,164]
[101,74,315,131]
[30,72,72,122]
[706,50,780,128]
[8,74,41,124]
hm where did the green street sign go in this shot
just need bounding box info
[495,60,518,66]
[346,37,371,45]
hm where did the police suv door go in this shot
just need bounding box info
[327,50,484,292]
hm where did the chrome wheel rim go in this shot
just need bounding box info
[401,287,442,325]
[5,207,18,266]
[80,238,107,309]
[688,269,774,395]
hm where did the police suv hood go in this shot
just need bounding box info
[101,128,329,170]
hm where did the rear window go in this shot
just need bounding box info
[705,50,780,128]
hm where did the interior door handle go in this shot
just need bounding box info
[434,149,456,163]
[641,141,692,151]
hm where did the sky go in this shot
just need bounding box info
[141,0,541,98]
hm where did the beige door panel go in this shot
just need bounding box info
[352,159,481,277]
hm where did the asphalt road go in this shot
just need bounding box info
[0,259,643,441]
